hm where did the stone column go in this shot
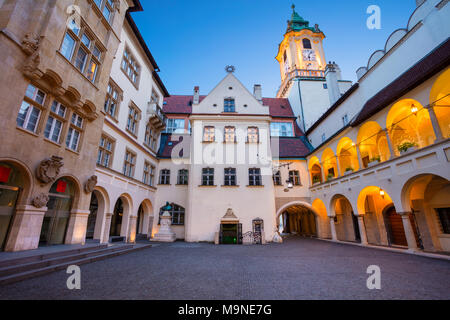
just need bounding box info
[329,217,337,241]
[425,105,444,143]
[383,128,395,159]
[147,216,154,239]
[4,205,47,252]
[128,215,137,243]
[335,155,341,177]
[357,216,368,245]
[320,162,326,183]
[65,209,90,245]
[355,145,364,170]
[399,212,418,251]
[102,213,112,243]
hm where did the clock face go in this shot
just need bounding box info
[303,49,316,62]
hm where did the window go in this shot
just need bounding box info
[437,208,450,234]
[323,83,328,89]
[270,122,294,137]
[159,169,170,185]
[342,114,349,126]
[224,168,236,186]
[202,168,214,186]
[247,127,259,143]
[126,104,140,136]
[322,133,326,142]
[60,21,104,83]
[104,80,121,118]
[44,101,67,143]
[123,150,136,177]
[93,0,115,23]
[151,90,159,104]
[165,118,185,134]
[178,169,189,185]
[121,48,140,86]
[273,171,282,186]
[16,84,46,133]
[97,135,114,167]
[66,113,83,151]
[159,203,185,225]
[249,168,262,186]
[203,126,215,142]
[144,123,158,151]
[143,162,151,185]
[224,98,235,112]
[224,126,236,143]
[289,170,301,186]
[303,38,312,49]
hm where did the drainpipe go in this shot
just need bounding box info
[297,79,306,133]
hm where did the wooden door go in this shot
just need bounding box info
[386,207,408,246]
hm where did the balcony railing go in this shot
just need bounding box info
[147,102,166,130]
[277,68,325,98]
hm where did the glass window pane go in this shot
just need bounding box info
[75,48,88,72]
[26,107,40,132]
[81,34,91,48]
[61,33,76,60]
[16,101,30,128]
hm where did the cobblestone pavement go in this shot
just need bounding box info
[1,238,449,300]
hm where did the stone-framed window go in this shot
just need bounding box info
[151,89,160,104]
[202,168,214,186]
[66,113,84,152]
[97,134,114,167]
[143,161,151,186]
[159,203,185,226]
[302,38,312,49]
[249,168,262,186]
[224,168,237,186]
[126,103,140,136]
[123,149,136,178]
[44,101,67,144]
[121,47,140,87]
[104,79,122,119]
[247,127,259,143]
[144,123,158,151]
[60,19,104,83]
[16,84,46,133]
[224,98,235,113]
[289,170,301,186]
[159,169,170,185]
[203,126,215,142]
[224,126,236,143]
[177,169,189,185]
[273,171,282,186]
[93,0,116,24]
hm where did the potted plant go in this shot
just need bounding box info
[398,141,417,155]
[344,167,354,175]
[368,156,381,167]
[326,173,334,181]
[312,176,321,185]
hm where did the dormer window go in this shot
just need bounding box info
[224,98,235,113]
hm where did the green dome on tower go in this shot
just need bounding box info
[286,4,319,33]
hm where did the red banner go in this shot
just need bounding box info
[0,166,12,183]
[56,180,67,193]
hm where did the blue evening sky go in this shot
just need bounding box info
[132,0,417,97]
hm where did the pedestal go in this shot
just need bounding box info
[152,211,176,242]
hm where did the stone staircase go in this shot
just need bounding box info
[0,243,151,286]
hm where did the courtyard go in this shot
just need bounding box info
[0,237,449,300]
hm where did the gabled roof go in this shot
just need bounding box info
[352,37,450,126]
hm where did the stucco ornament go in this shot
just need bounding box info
[36,156,64,184]
[21,33,40,55]
[84,175,98,193]
[32,193,49,208]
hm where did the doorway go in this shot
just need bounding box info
[352,212,361,243]
[40,178,73,246]
[220,223,242,244]
[110,198,123,237]
[385,207,408,246]
[86,193,98,239]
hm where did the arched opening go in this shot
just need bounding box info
[321,148,338,181]
[336,137,360,174]
[402,174,450,252]
[40,177,76,246]
[357,121,390,168]
[311,199,332,239]
[387,99,435,155]
[382,205,409,246]
[331,195,360,243]
[277,203,318,238]
[308,156,322,184]
[429,67,450,139]
[86,192,98,239]
[0,161,29,250]
[136,204,144,236]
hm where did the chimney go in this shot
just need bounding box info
[253,84,262,103]
[193,86,200,104]
[325,62,341,106]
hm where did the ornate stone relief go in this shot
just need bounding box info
[21,33,42,80]
[36,156,64,184]
[84,175,98,194]
[32,193,49,208]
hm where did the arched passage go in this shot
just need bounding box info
[401,174,450,252]
[0,160,32,251]
[357,121,390,167]
[429,67,450,139]
[311,199,331,239]
[136,199,154,240]
[308,156,322,184]
[87,187,110,243]
[387,99,435,155]
[321,148,338,180]
[330,195,360,243]
[336,137,360,174]
[110,194,132,241]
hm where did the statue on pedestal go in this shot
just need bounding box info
[152,202,177,242]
